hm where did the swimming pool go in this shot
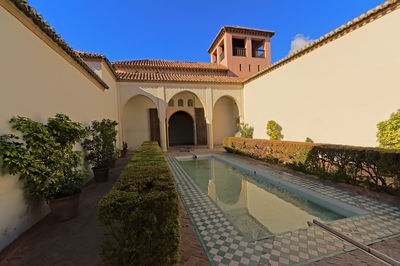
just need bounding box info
[178,154,367,241]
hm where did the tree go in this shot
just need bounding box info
[0,114,88,201]
[266,120,283,140]
[236,122,254,138]
[377,109,400,149]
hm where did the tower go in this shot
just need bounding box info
[208,26,275,77]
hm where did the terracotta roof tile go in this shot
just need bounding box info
[112,59,228,71]
[8,0,109,89]
[117,71,243,84]
[75,50,119,79]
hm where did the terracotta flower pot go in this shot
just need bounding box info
[93,167,109,182]
[49,193,80,222]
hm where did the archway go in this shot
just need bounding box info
[213,96,239,145]
[168,111,194,145]
[167,91,207,146]
[122,94,159,150]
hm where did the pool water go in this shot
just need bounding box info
[179,157,347,241]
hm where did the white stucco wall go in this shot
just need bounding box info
[0,5,118,250]
[243,8,400,147]
[213,96,239,145]
[122,95,156,150]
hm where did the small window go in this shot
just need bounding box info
[249,64,251,72]
[239,64,242,72]
[187,99,194,107]
[258,65,260,72]
[168,99,174,107]
[178,99,184,107]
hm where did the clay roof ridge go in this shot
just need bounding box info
[112,59,228,71]
[116,71,244,84]
[244,0,400,84]
[8,0,110,89]
[74,50,119,80]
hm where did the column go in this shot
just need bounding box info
[205,87,214,149]
[157,86,168,152]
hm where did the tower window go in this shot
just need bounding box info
[249,64,251,72]
[258,65,260,72]
[187,99,194,107]
[178,99,184,107]
[168,99,174,107]
[239,64,242,72]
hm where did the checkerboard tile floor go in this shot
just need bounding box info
[166,154,400,265]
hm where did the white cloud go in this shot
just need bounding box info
[289,34,313,54]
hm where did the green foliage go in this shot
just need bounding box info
[236,122,254,138]
[305,137,314,143]
[266,120,283,140]
[0,114,88,201]
[82,119,118,168]
[97,141,180,266]
[377,109,400,149]
[223,137,400,195]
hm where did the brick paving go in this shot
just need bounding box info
[0,155,134,266]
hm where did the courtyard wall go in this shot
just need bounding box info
[0,3,119,250]
[243,7,400,147]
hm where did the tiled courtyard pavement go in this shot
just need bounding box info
[167,148,400,265]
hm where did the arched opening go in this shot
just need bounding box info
[213,96,239,145]
[122,95,159,150]
[168,111,194,145]
[167,91,207,146]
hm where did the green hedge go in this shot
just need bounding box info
[223,137,400,195]
[97,141,181,266]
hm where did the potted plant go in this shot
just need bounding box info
[107,142,120,168]
[121,141,128,158]
[0,114,88,221]
[82,119,118,181]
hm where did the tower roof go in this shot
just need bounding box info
[207,26,275,54]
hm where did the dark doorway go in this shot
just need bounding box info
[168,111,194,145]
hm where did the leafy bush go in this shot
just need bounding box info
[305,137,314,143]
[266,120,283,140]
[236,122,254,138]
[223,137,400,195]
[377,109,400,149]
[97,141,180,266]
[0,114,88,201]
[82,119,118,168]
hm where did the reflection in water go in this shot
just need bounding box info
[179,158,345,241]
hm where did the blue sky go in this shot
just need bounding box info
[29,0,385,63]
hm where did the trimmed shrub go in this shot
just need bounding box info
[97,141,180,266]
[266,120,283,140]
[223,137,400,195]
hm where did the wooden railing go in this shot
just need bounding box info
[233,47,246,57]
